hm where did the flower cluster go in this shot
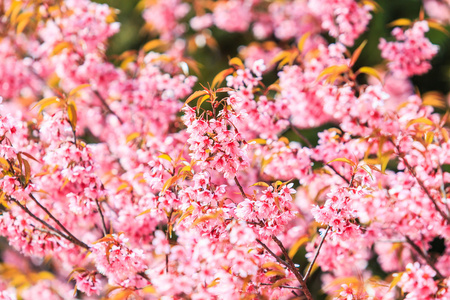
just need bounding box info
[182,106,250,179]
[234,184,298,239]
[379,21,439,77]
[90,234,147,285]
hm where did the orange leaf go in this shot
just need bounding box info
[67,101,77,131]
[350,40,367,67]
[406,117,434,128]
[389,272,404,291]
[229,57,244,68]
[327,157,356,167]
[297,32,311,52]
[250,181,270,187]
[357,66,381,81]
[427,20,450,36]
[23,159,31,184]
[126,132,140,144]
[288,235,309,258]
[211,68,234,89]
[51,42,72,56]
[265,270,285,277]
[388,18,412,27]
[69,84,90,97]
[184,90,208,107]
[32,96,61,113]
[272,278,294,288]
[317,65,349,81]
[142,39,167,52]
[422,91,446,109]
[16,17,30,34]
[158,153,172,162]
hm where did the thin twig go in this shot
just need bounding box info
[290,123,313,148]
[256,239,295,274]
[405,236,444,278]
[29,194,90,249]
[256,238,313,300]
[234,176,247,199]
[31,225,66,240]
[438,164,450,216]
[10,197,69,240]
[399,155,449,222]
[304,225,330,280]
[327,165,350,184]
[71,127,77,145]
[260,283,302,290]
[271,235,313,300]
[304,175,354,281]
[95,198,108,236]
[92,89,124,125]
[165,210,173,273]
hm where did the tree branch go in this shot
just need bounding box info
[92,89,124,125]
[10,197,70,240]
[290,123,313,148]
[399,155,449,222]
[95,198,108,236]
[327,164,350,184]
[260,283,302,290]
[405,235,444,278]
[256,238,313,300]
[28,194,89,249]
[234,176,247,199]
[304,225,330,280]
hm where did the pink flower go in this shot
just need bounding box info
[379,21,439,77]
[73,271,102,296]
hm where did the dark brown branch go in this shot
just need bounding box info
[304,225,330,280]
[31,225,66,239]
[399,154,449,222]
[260,283,302,290]
[29,194,89,249]
[92,89,124,125]
[405,236,444,278]
[234,176,247,199]
[10,197,69,240]
[165,210,173,273]
[95,198,108,236]
[256,239,294,274]
[271,235,313,300]
[256,238,313,300]
[438,164,450,216]
[290,123,313,148]
[304,175,353,281]
[327,165,350,184]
